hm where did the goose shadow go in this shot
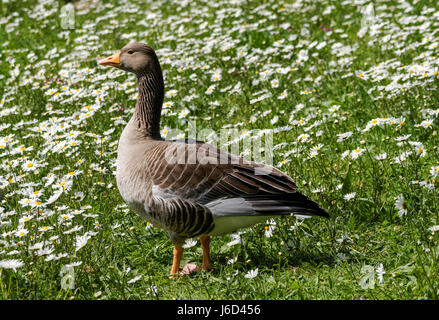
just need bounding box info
[210,246,337,273]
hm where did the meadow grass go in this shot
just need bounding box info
[0,0,438,299]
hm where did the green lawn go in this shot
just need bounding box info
[0,0,438,299]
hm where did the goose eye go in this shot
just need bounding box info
[127,50,134,55]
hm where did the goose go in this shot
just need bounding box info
[98,42,328,277]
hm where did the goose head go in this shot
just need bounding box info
[98,42,160,76]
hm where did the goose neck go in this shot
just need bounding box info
[134,71,164,138]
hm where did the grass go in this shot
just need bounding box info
[0,0,438,300]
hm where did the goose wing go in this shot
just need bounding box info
[148,139,328,218]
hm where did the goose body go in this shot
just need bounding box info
[99,42,328,276]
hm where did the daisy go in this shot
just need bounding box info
[68,140,80,147]
[375,152,387,160]
[227,238,241,246]
[430,166,439,178]
[227,257,238,264]
[59,213,74,222]
[395,134,411,142]
[205,85,215,95]
[362,118,382,132]
[165,89,177,98]
[295,103,305,111]
[211,70,222,82]
[329,105,341,112]
[418,119,434,128]
[29,189,42,199]
[376,264,385,284]
[356,72,368,80]
[343,192,356,201]
[415,146,426,157]
[237,50,246,58]
[15,228,29,237]
[336,131,353,142]
[127,275,142,284]
[163,101,174,109]
[393,151,412,164]
[65,261,82,268]
[277,90,287,100]
[264,224,274,238]
[39,226,53,233]
[270,79,279,88]
[264,219,276,238]
[178,108,190,119]
[296,134,310,143]
[430,109,439,117]
[17,198,32,208]
[19,215,33,224]
[227,233,243,246]
[22,160,38,172]
[11,145,33,155]
[0,259,24,272]
[350,148,365,159]
[56,179,73,191]
[145,221,153,231]
[395,194,407,217]
[63,225,83,235]
[31,199,44,208]
[244,268,259,279]
[182,238,197,248]
[36,247,55,257]
[75,234,91,252]
[294,119,307,127]
[46,189,63,204]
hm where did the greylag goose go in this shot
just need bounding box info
[98,42,328,276]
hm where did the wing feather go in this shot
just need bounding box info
[148,140,328,218]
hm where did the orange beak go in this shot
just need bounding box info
[98,51,120,67]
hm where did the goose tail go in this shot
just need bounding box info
[207,193,329,219]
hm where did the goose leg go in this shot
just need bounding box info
[170,245,184,277]
[200,235,213,271]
